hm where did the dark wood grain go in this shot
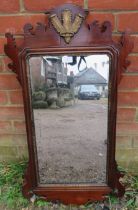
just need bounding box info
[4,3,133,205]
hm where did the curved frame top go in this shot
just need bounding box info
[4,3,133,205]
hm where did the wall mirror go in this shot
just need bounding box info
[5,3,133,204]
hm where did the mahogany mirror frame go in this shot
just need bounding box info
[4,3,133,205]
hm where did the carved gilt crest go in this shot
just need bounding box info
[50,9,84,43]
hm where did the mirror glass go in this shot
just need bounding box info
[28,54,109,185]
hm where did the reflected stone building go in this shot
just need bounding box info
[29,56,74,109]
[29,56,68,92]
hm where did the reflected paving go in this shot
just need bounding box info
[34,99,107,184]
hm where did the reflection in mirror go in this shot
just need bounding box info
[28,54,109,185]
